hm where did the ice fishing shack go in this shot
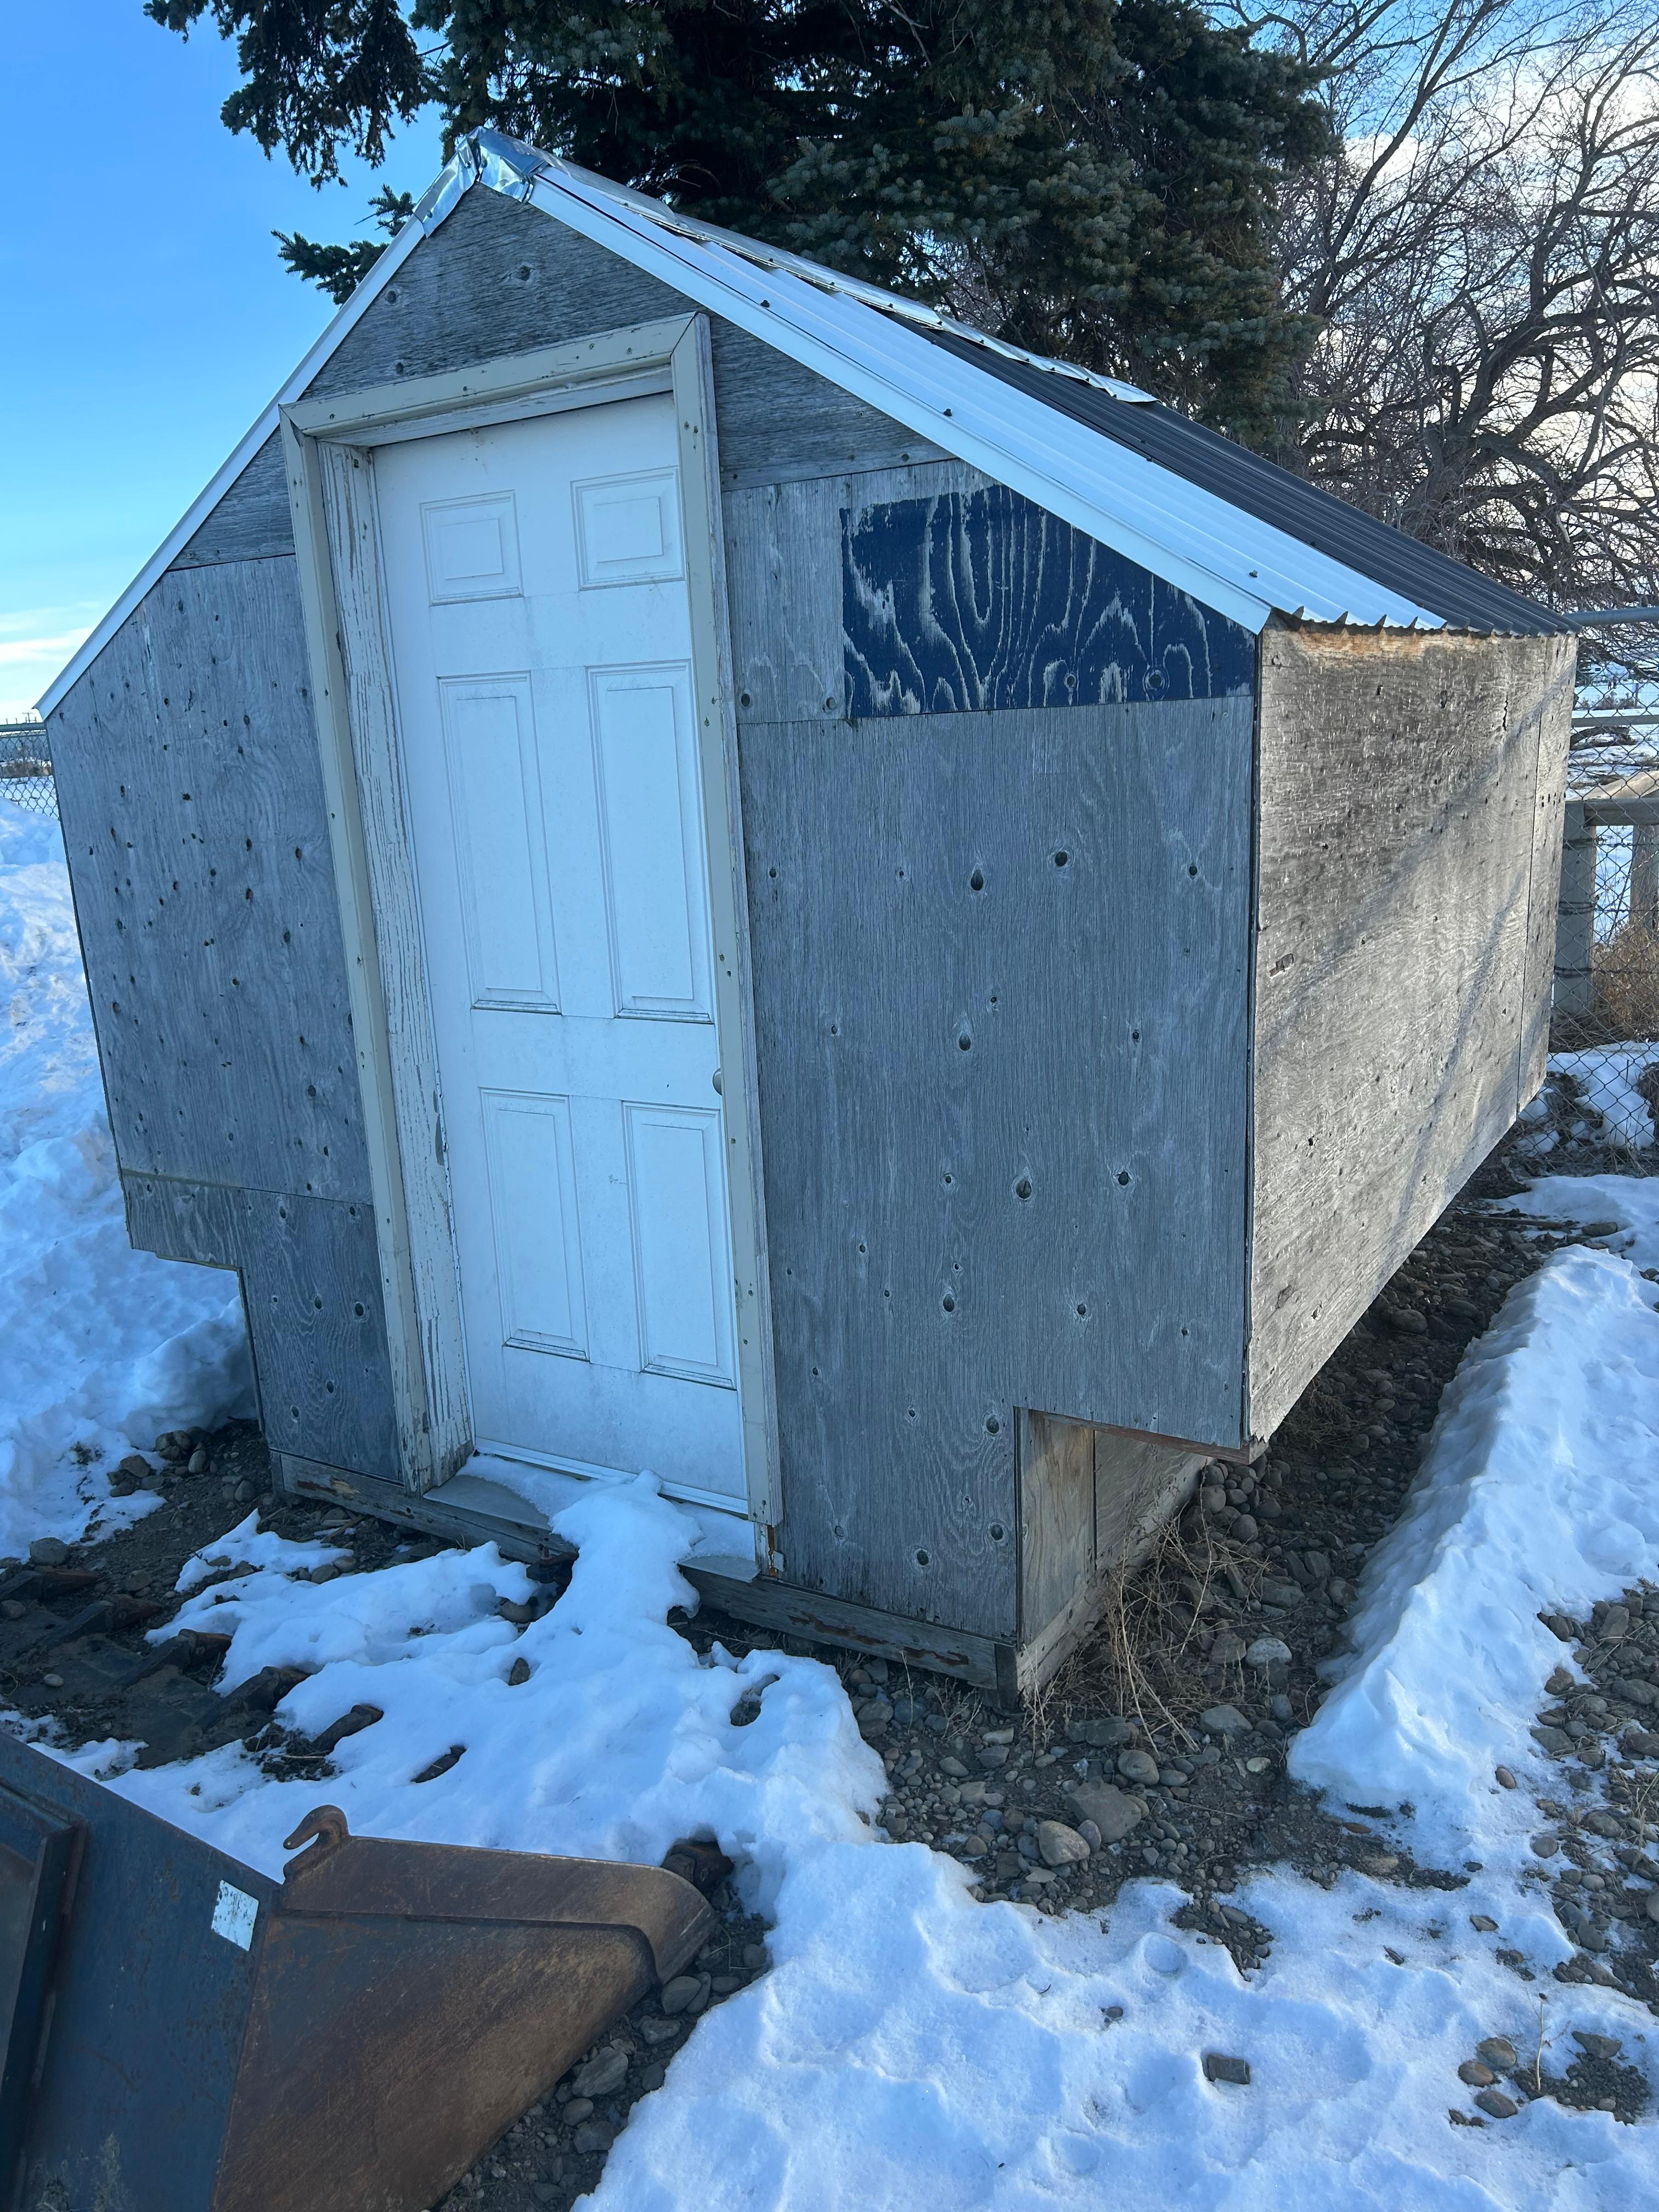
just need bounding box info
[36,131,1575,1699]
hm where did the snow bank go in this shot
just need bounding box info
[0,806,253,1558]
[1290,1246,1659,1866]
[58,1474,1655,2209]
[1551,1047,1659,1151]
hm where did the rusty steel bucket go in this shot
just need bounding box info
[1,1728,715,2211]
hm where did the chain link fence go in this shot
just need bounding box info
[1541,774,1659,1169]
[0,721,57,819]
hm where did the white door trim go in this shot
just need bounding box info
[281,315,779,1535]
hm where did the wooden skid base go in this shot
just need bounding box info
[276,1455,1051,1703]
[275,1442,1207,1708]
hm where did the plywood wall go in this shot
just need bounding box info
[1246,622,1576,1437]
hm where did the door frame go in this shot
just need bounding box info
[280,313,779,1537]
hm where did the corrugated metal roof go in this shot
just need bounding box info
[921,331,1571,637]
[38,128,1564,719]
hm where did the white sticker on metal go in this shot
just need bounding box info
[211,1881,259,1951]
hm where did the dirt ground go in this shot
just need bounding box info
[5,1135,1658,2203]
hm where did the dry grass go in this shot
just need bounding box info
[1022,1518,1266,1748]
[1593,923,1659,1041]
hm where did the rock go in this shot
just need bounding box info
[1210,1633,1247,1666]
[508,1656,532,1686]
[1475,2036,1517,2070]
[1200,1705,1250,1737]
[233,1479,257,1504]
[743,1943,769,1971]
[1259,1580,1302,1609]
[976,1744,1009,1770]
[1573,2031,1622,2061]
[27,1538,70,1567]
[534,2180,563,2203]
[1085,1718,1133,1748]
[1116,1749,1160,1786]
[564,2098,594,2124]
[1036,1820,1091,1867]
[660,1973,709,2016]
[1598,1605,1630,1644]
[1245,1638,1291,1668]
[572,2121,615,2155]
[1269,1694,1294,1723]
[961,1834,990,1858]
[1545,1664,1576,1695]
[1532,1725,1572,1756]
[311,1703,383,1754]
[939,1757,968,1778]
[309,1564,340,1585]
[1542,1612,1577,1641]
[1202,2052,1251,2086]
[1199,1483,1227,1515]
[1646,1889,1659,1925]
[639,2016,681,2046]
[1627,1729,1659,1758]
[1231,1515,1259,1543]
[1072,1781,1146,1842]
[1474,2089,1518,2120]
[573,2049,628,2100]
[116,1453,151,1480]
[1470,1915,1498,1933]
[1380,1302,1428,1334]
[187,1448,208,1475]
[1495,1765,1517,1789]
[1458,2060,1496,2086]
[857,1699,894,1740]
[1077,1819,1102,1851]
[1530,1832,1559,1857]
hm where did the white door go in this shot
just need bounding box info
[374,395,746,1501]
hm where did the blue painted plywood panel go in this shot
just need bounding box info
[844,485,1255,716]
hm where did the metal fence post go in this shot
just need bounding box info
[1555,798,1595,1017]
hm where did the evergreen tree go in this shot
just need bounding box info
[147,0,1329,433]
[276,184,414,303]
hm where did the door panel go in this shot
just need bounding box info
[439,675,562,1013]
[374,396,745,1498]
[590,665,712,1020]
[624,1103,735,1384]
[481,1090,586,1356]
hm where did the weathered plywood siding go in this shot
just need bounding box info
[47,553,396,1478]
[48,558,371,1203]
[741,696,1254,1634]
[122,1173,398,1472]
[1246,624,1576,1438]
[172,432,294,568]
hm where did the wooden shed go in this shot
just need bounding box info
[38,132,1576,1698]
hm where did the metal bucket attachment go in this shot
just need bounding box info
[2,1728,715,2211]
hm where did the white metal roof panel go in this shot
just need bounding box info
[39,128,1457,719]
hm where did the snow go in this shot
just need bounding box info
[1290,1247,1659,1881]
[1519,1048,1659,1154]
[0,805,253,1560]
[47,1471,1655,2209]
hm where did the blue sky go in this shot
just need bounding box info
[0,2,444,716]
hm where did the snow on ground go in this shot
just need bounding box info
[1290,1246,1659,1880]
[1497,1171,1659,1275]
[40,1460,1656,2209]
[0,805,253,1558]
[1519,1046,1659,1154]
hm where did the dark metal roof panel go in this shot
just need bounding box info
[923,329,1573,637]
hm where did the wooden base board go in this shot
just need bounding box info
[275,1450,1190,1709]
